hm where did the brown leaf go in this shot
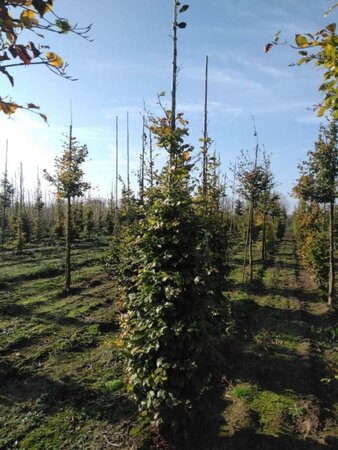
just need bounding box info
[39,113,48,124]
[16,45,32,65]
[27,103,40,109]
[264,43,273,53]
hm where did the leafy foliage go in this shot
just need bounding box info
[107,109,228,438]
[266,4,338,118]
[44,132,90,200]
[293,202,328,287]
[0,0,92,118]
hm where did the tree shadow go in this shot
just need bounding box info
[209,430,337,450]
[0,360,135,425]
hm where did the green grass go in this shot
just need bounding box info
[0,238,146,449]
[0,233,337,449]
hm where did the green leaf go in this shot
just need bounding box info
[177,22,187,29]
[273,30,281,43]
[295,34,309,48]
[296,57,308,65]
[317,105,327,117]
[179,4,189,13]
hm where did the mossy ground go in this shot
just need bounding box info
[0,234,337,449]
[0,238,144,449]
[218,234,338,449]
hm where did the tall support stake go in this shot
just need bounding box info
[65,119,73,292]
[140,115,146,201]
[171,0,178,136]
[149,128,153,188]
[169,0,178,184]
[202,55,209,198]
[115,115,119,218]
[127,111,130,192]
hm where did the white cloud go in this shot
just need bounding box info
[295,114,322,125]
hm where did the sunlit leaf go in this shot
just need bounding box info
[295,34,309,48]
[317,105,327,117]
[45,51,63,68]
[20,9,38,28]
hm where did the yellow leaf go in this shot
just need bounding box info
[182,151,190,161]
[20,9,38,29]
[295,34,309,48]
[0,102,19,115]
[45,52,64,68]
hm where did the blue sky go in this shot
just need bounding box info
[0,0,335,208]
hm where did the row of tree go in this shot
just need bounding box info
[293,122,337,306]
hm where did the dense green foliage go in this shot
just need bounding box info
[107,112,229,437]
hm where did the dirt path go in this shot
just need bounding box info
[211,234,338,450]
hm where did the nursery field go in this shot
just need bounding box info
[0,234,336,449]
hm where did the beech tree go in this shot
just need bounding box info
[0,0,91,119]
[44,125,90,293]
[107,2,228,443]
[293,122,337,306]
[236,148,272,282]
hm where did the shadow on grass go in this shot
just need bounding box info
[208,430,337,450]
[0,361,135,425]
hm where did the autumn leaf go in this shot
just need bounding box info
[20,9,38,28]
[0,102,19,115]
[39,113,48,123]
[264,43,273,53]
[16,45,32,64]
[45,51,63,68]
[27,103,40,109]
[295,34,309,48]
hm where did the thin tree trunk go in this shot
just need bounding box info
[249,203,254,282]
[202,55,209,199]
[140,115,146,202]
[18,162,24,254]
[262,212,266,262]
[127,111,130,191]
[115,115,119,220]
[242,204,252,282]
[149,128,153,188]
[169,0,178,184]
[328,200,335,307]
[65,196,71,293]
[1,140,8,251]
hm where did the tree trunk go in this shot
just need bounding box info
[65,196,71,293]
[328,200,335,307]
[242,203,253,282]
[17,162,24,254]
[261,212,267,262]
[169,0,178,184]
[249,204,254,282]
[202,55,209,199]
